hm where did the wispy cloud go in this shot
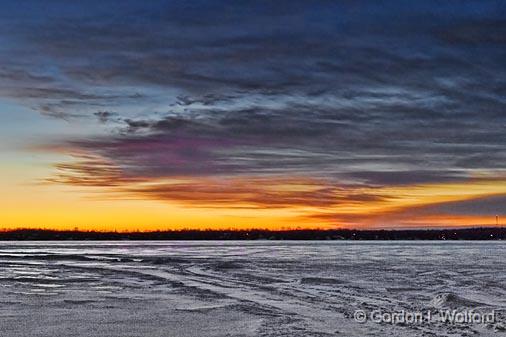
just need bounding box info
[1,0,505,227]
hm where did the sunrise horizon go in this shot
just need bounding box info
[1,1,505,233]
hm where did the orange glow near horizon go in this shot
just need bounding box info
[2,155,505,231]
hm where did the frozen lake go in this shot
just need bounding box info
[0,241,505,336]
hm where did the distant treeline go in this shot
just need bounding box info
[0,227,505,240]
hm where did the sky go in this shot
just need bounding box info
[0,0,505,231]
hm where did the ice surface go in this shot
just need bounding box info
[0,241,505,336]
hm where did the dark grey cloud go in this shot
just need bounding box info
[0,0,505,190]
[437,19,506,46]
[94,111,117,123]
[419,194,506,216]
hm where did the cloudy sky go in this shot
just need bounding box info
[1,0,505,230]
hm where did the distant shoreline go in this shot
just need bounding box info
[0,228,505,240]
